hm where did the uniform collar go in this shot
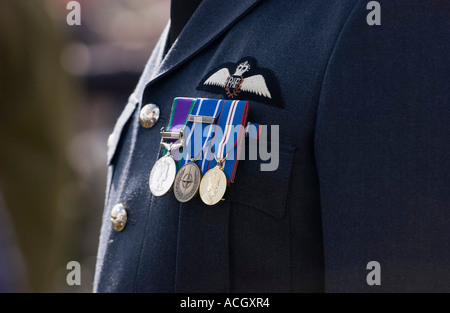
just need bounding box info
[146,0,262,87]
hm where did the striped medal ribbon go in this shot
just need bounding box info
[199,99,249,205]
[173,98,226,202]
[149,98,196,197]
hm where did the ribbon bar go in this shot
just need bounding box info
[187,115,216,124]
[160,130,184,140]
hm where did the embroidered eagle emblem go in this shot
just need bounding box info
[197,57,284,108]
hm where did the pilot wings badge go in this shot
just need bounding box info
[197,57,284,108]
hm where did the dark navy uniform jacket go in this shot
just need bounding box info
[94,0,450,292]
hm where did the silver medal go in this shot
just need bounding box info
[174,162,202,203]
[149,135,184,197]
[149,154,177,197]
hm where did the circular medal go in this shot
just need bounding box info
[149,155,177,197]
[174,162,202,203]
[199,166,228,205]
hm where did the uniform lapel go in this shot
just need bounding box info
[149,0,262,86]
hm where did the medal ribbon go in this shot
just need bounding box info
[206,99,249,183]
[179,98,225,169]
[166,97,197,132]
[163,97,197,161]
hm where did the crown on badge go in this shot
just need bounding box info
[234,61,251,76]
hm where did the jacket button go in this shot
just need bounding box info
[140,103,160,128]
[111,203,127,232]
[107,133,115,147]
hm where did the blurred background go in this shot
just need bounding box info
[0,0,169,292]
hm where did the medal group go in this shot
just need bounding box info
[149,97,249,206]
